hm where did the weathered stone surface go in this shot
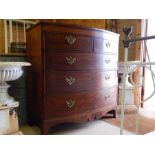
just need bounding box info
[0,107,19,135]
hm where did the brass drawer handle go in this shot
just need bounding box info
[66,99,75,108]
[65,56,76,65]
[104,95,110,101]
[65,76,76,85]
[105,41,111,48]
[105,75,110,80]
[105,59,111,64]
[65,35,76,45]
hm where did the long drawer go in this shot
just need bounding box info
[43,32,93,52]
[44,87,118,118]
[45,70,118,92]
[45,52,118,71]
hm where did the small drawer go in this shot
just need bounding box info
[43,32,93,52]
[45,52,118,71]
[94,38,119,53]
[45,70,118,93]
[44,87,118,118]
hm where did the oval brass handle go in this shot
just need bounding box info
[104,95,110,101]
[105,59,111,64]
[65,76,76,85]
[105,75,110,80]
[66,99,75,108]
[105,41,111,48]
[65,35,76,45]
[65,56,76,65]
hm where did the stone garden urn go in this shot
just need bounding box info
[0,62,31,134]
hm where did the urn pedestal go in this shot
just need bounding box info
[0,62,30,135]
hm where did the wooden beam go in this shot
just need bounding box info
[23,22,26,42]
[4,20,8,53]
[9,20,13,43]
[16,22,19,43]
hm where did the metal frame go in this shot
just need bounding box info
[120,26,155,134]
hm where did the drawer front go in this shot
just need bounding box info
[94,38,119,53]
[44,87,118,118]
[43,32,93,52]
[45,71,118,92]
[45,52,118,71]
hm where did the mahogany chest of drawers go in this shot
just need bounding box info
[26,22,119,134]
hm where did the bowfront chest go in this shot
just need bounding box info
[26,22,119,134]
